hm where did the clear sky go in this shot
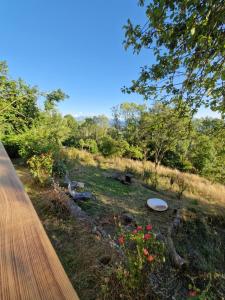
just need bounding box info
[0,0,219,119]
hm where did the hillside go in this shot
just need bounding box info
[15,148,225,299]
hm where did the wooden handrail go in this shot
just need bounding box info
[0,142,79,299]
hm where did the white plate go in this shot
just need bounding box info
[147,198,168,211]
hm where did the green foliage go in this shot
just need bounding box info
[188,134,216,175]
[52,158,67,177]
[174,174,189,199]
[27,153,53,185]
[99,136,129,157]
[0,61,39,139]
[84,139,98,154]
[14,112,70,160]
[1,59,224,185]
[44,89,68,111]
[123,0,225,114]
[60,101,224,184]
[78,138,85,150]
[126,145,143,160]
[63,114,79,146]
[112,224,165,293]
[140,103,191,168]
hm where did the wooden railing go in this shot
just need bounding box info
[0,142,79,299]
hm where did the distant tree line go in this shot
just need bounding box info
[0,61,224,184]
[63,102,225,184]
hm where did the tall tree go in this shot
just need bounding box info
[119,102,146,145]
[140,104,191,168]
[123,0,225,115]
[0,61,39,138]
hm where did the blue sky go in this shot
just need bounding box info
[0,0,219,119]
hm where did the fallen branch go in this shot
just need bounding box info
[167,209,187,268]
[52,181,108,239]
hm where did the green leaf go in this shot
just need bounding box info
[191,27,195,35]
[221,71,225,81]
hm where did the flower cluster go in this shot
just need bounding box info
[118,224,164,265]
[116,223,165,290]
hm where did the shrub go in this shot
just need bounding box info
[78,139,85,150]
[104,224,165,297]
[52,159,67,177]
[3,140,20,158]
[99,136,117,156]
[14,112,69,160]
[143,168,158,189]
[175,174,188,199]
[126,145,143,160]
[84,139,98,154]
[27,153,53,185]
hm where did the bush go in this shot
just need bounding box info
[78,139,85,150]
[14,112,69,160]
[27,153,53,185]
[126,145,143,160]
[174,174,188,199]
[52,159,67,177]
[102,224,165,298]
[143,168,158,189]
[3,140,20,158]
[84,139,98,154]
[99,136,129,157]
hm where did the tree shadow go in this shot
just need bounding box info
[64,157,225,237]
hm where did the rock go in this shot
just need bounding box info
[110,172,133,185]
[73,192,92,201]
[68,182,91,200]
[70,181,85,189]
[122,212,135,224]
[125,173,133,184]
[155,232,165,241]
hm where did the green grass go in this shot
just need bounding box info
[14,155,225,299]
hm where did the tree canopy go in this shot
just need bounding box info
[0,61,39,138]
[123,0,225,115]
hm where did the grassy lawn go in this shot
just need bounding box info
[14,151,225,299]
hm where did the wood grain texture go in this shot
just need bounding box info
[0,142,79,300]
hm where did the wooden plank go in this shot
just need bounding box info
[0,142,79,300]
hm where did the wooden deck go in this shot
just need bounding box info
[0,142,79,300]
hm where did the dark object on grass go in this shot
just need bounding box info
[122,212,135,224]
[125,173,133,184]
[68,180,92,201]
[70,181,85,189]
[111,172,133,185]
[72,192,92,201]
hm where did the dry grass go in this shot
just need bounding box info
[62,148,225,213]
[15,163,118,300]
[14,154,225,299]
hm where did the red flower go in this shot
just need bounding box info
[144,233,151,240]
[188,290,197,297]
[146,224,152,231]
[132,229,138,234]
[143,248,149,256]
[137,226,143,231]
[118,235,125,245]
[147,255,154,262]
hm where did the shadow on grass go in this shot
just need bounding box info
[64,157,225,236]
[14,159,225,299]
